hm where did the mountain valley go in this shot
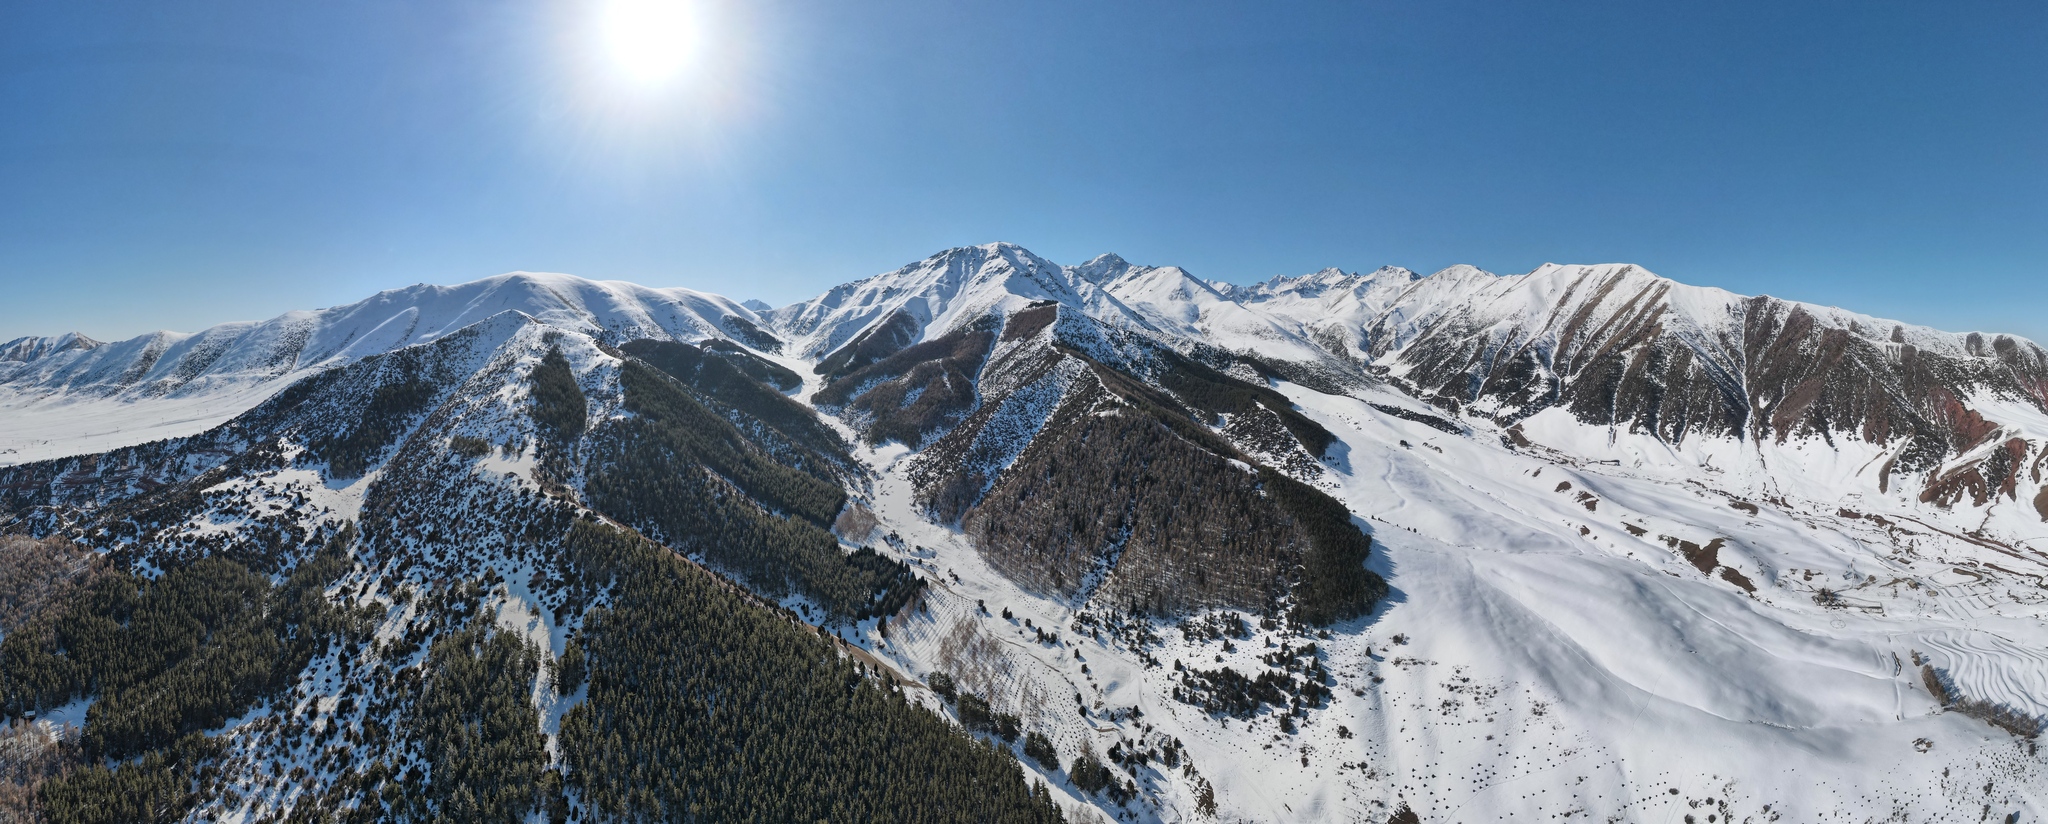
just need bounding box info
[4,243,2047,822]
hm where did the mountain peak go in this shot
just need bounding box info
[924,241,1044,265]
[1070,252,1139,285]
[0,332,103,363]
[1218,264,1418,303]
[0,271,769,454]
[1428,264,1497,280]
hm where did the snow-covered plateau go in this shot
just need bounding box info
[4,242,2046,822]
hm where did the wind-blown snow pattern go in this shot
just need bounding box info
[7,243,2048,822]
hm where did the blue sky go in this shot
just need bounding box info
[3,0,2043,342]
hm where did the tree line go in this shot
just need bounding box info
[556,520,1065,823]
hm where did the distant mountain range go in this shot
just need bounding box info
[3,243,2045,822]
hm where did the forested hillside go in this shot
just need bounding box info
[559,520,1062,822]
[845,301,1390,625]
[7,244,2048,821]
[0,319,1068,823]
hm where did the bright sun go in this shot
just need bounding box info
[599,0,701,87]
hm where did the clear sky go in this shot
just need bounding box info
[3,0,2044,343]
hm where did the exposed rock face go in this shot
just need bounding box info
[1348,263,2048,509]
[0,333,101,363]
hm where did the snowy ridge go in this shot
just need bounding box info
[1352,262,2048,410]
[764,243,1356,378]
[767,243,1117,358]
[0,272,767,465]
[1209,266,1420,363]
[0,332,102,363]
[1094,259,1336,367]
[7,243,2048,822]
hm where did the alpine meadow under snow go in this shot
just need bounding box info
[4,242,2048,822]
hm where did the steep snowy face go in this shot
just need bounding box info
[1363,262,1750,430]
[1364,263,2048,432]
[1347,263,2048,501]
[0,333,102,363]
[766,242,1114,359]
[1215,265,1424,363]
[1067,252,1139,286]
[1096,263,1339,368]
[297,271,779,356]
[769,243,1373,398]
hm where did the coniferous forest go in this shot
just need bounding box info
[0,287,1407,823]
[585,357,922,618]
[0,533,358,822]
[558,521,1063,823]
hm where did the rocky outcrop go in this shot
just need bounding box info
[1354,263,2048,508]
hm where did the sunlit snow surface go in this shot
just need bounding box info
[834,376,2048,822]
[751,247,2048,820]
[0,381,288,466]
[0,271,760,466]
[9,256,2048,821]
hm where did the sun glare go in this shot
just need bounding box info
[599,0,701,87]
[553,0,753,168]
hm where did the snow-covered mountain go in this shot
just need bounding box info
[764,245,2048,819]
[0,332,103,364]
[765,243,1361,391]
[769,245,2048,522]
[0,272,772,465]
[1209,265,1423,363]
[1318,261,2048,533]
[4,244,2048,823]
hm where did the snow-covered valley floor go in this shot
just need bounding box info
[819,378,2048,823]
[0,382,289,468]
[10,331,2044,822]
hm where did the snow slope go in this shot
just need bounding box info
[7,243,2048,822]
[0,272,769,465]
[834,371,2048,822]
[759,246,2048,822]
[765,243,1360,380]
[766,243,1119,358]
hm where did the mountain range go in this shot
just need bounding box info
[3,242,2045,822]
